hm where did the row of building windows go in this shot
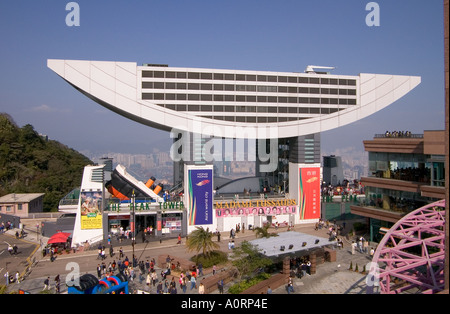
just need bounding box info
[197,115,340,123]
[156,103,342,115]
[141,70,357,86]
[142,82,357,95]
[142,93,357,105]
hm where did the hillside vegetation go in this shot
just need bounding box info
[0,113,92,211]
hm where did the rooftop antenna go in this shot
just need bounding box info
[305,65,336,74]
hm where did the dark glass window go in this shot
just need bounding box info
[347,79,357,86]
[246,85,256,92]
[309,78,320,84]
[278,86,288,93]
[201,84,213,90]
[321,78,329,85]
[310,108,320,114]
[329,79,338,85]
[178,104,186,111]
[177,94,187,100]
[188,94,200,101]
[176,83,186,89]
[258,117,267,123]
[257,106,268,112]
[225,116,235,121]
[247,116,257,123]
[257,75,267,82]
[154,93,164,100]
[339,99,348,105]
[310,88,320,94]
[247,106,256,112]
[347,89,356,95]
[321,108,330,114]
[188,105,200,111]
[201,105,213,111]
[214,105,224,112]
[268,117,277,123]
[142,71,153,78]
[214,95,224,101]
[224,95,235,101]
[214,84,224,91]
[288,77,297,83]
[278,107,287,113]
[348,99,357,105]
[299,97,309,103]
[224,106,235,112]
[321,98,330,104]
[225,84,235,91]
[267,76,277,82]
[278,76,288,83]
[247,96,256,102]
[321,88,329,94]
[166,94,176,100]
[236,95,245,102]
[330,89,338,95]
[299,107,309,114]
[310,98,320,104]
[166,82,176,89]
[201,73,212,80]
[165,71,176,78]
[236,85,246,91]
[166,104,176,110]
[298,77,308,84]
[339,79,347,85]
[257,96,267,102]
[339,89,348,95]
[268,96,277,103]
[268,107,277,113]
[142,93,153,99]
[299,87,309,94]
[214,73,224,80]
[288,87,297,93]
[236,74,246,81]
[201,94,212,101]
[224,74,235,80]
[142,82,153,89]
[329,108,339,113]
[288,107,297,113]
[154,82,164,89]
[329,98,338,104]
[278,97,288,103]
[236,116,246,122]
[188,72,200,79]
[154,71,164,78]
[246,75,256,81]
[177,72,187,79]
[188,83,200,90]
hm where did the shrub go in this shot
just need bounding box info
[228,273,271,294]
[190,250,228,268]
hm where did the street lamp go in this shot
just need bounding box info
[131,190,136,265]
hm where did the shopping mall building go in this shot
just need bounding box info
[48,60,421,246]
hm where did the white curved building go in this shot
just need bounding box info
[47,60,421,139]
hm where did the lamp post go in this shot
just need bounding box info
[131,190,136,265]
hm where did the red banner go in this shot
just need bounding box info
[299,167,321,219]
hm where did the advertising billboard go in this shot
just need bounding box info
[188,168,213,225]
[80,191,103,229]
[299,167,321,220]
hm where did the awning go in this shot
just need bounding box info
[47,232,71,244]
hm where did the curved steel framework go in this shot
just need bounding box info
[372,199,446,294]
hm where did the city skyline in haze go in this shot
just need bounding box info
[0,1,446,161]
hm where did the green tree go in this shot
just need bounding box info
[231,241,272,279]
[254,223,278,238]
[186,227,219,259]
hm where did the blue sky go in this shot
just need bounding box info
[0,0,446,156]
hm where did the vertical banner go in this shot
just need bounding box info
[299,167,321,220]
[188,168,213,225]
[80,191,103,229]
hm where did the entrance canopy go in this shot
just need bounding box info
[250,231,336,258]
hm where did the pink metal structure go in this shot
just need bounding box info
[372,199,446,294]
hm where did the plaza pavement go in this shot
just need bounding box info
[2,221,375,294]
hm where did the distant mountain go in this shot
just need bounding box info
[0,113,92,212]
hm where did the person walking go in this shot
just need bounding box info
[43,277,50,291]
[199,283,205,294]
[190,275,196,290]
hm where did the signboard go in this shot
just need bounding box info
[80,191,102,229]
[216,205,297,217]
[299,167,321,220]
[188,168,213,225]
